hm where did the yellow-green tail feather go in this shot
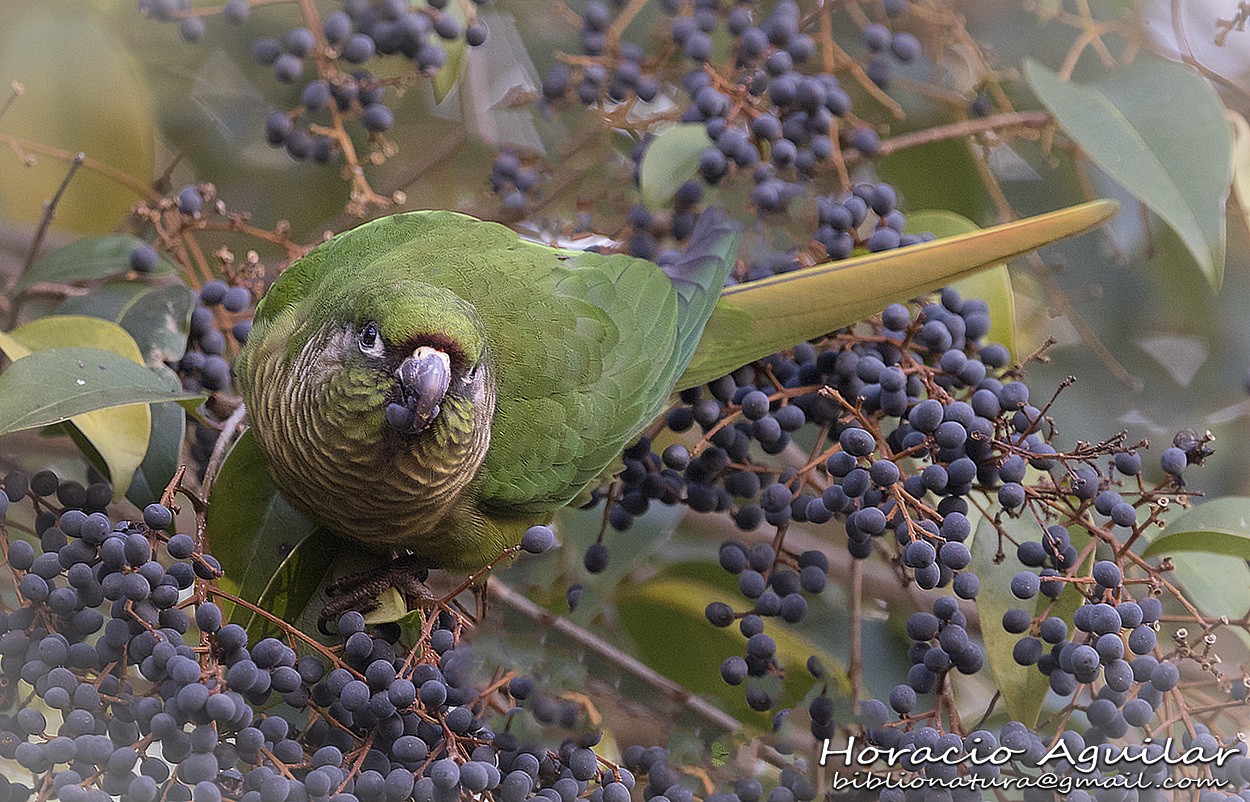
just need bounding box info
[676,199,1118,390]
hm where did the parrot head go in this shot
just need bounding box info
[303,277,493,442]
[239,273,498,547]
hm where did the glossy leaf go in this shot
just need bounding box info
[1142,497,1250,560]
[125,400,186,509]
[59,281,195,364]
[971,515,1091,727]
[0,345,197,434]
[907,210,1017,358]
[0,315,188,497]
[1025,57,1232,290]
[239,526,342,640]
[681,199,1117,389]
[639,124,713,209]
[205,429,328,633]
[16,235,173,292]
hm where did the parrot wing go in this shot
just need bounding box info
[477,210,740,513]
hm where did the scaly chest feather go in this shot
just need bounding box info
[243,333,495,562]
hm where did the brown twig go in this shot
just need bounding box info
[487,579,744,734]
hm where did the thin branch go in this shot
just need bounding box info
[0,81,24,123]
[487,579,744,734]
[204,401,249,489]
[874,112,1052,158]
[0,132,161,203]
[22,152,85,275]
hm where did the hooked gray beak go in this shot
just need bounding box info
[385,346,451,434]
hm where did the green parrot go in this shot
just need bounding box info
[235,201,1114,579]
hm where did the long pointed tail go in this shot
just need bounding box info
[677,199,1118,390]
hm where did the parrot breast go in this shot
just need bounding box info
[241,321,496,556]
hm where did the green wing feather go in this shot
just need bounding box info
[479,210,739,512]
[677,200,1117,390]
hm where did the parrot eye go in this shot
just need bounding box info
[358,322,383,357]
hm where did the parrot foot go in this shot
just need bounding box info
[317,554,431,634]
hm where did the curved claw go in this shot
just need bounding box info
[316,554,432,634]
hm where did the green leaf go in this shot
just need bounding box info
[907,210,1017,359]
[616,565,847,725]
[971,515,1091,727]
[877,139,986,223]
[1024,57,1233,290]
[639,124,713,209]
[432,1,469,103]
[0,346,198,434]
[58,281,194,364]
[363,588,410,625]
[1142,497,1250,560]
[1136,507,1250,648]
[205,429,329,635]
[1168,553,1250,649]
[0,315,196,497]
[17,235,173,293]
[124,400,186,509]
[1229,111,1250,239]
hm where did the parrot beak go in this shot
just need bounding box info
[386,346,452,434]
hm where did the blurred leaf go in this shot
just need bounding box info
[205,429,328,634]
[0,315,187,497]
[394,608,426,647]
[640,124,712,209]
[16,235,173,292]
[907,210,1017,358]
[1136,492,1250,647]
[363,588,410,625]
[1035,0,1062,19]
[878,140,986,223]
[616,564,847,725]
[59,281,195,364]
[0,2,155,232]
[1229,111,1250,239]
[682,199,1117,389]
[1168,552,1250,649]
[432,0,469,103]
[1142,497,1250,560]
[1024,57,1232,290]
[125,400,185,509]
[0,345,196,432]
[971,515,1091,727]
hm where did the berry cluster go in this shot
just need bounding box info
[139,0,489,169]
[564,267,1248,798]
[489,151,542,215]
[1,475,761,802]
[180,272,253,398]
[529,0,935,278]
